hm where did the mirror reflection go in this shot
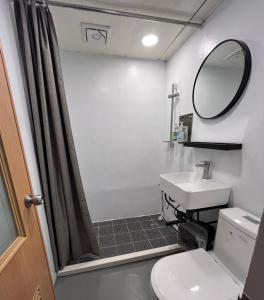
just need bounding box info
[193,40,251,119]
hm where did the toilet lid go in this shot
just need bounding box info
[151,249,241,300]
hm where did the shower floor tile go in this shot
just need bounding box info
[117,243,135,255]
[113,224,128,234]
[99,235,115,247]
[149,237,167,248]
[144,228,162,239]
[134,240,152,252]
[127,222,142,232]
[130,230,147,242]
[100,246,117,258]
[93,214,178,260]
[115,233,131,245]
[99,226,113,236]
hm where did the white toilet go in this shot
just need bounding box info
[151,208,260,300]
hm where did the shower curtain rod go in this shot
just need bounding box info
[36,0,202,28]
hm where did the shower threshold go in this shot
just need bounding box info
[58,214,182,277]
[58,244,181,277]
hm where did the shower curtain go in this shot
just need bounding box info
[14,0,99,271]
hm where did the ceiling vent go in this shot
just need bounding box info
[81,23,111,46]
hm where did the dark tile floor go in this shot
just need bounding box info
[93,214,178,258]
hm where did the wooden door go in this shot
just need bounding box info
[0,47,55,299]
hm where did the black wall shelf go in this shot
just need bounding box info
[183,142,242,150]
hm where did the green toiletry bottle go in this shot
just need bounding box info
[172,123,179,141]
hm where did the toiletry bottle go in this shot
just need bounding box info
[183,125,189,142]
[171,123,179,141]
[177,122,185,143]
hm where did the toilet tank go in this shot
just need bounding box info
[213,208,260,284]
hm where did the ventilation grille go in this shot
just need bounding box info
[81,23,111,45]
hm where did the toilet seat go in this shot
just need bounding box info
[151,249,242,300]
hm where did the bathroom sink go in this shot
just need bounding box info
[160,172,231,210]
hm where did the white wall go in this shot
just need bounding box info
[164,0,264,217]
[0,0,55,281]
[61,51,165,222]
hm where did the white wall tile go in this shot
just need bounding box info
[61,51,166,221]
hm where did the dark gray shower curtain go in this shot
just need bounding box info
[14,0,99,271]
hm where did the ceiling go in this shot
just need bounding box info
[51,0,224,61]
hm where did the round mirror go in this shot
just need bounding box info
[193,39,251,119]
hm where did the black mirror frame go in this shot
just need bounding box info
[192,39,252,120]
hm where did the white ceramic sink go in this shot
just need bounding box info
[160,172,231,210]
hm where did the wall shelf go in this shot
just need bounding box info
[183,142,242,150]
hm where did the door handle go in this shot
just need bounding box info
[24,195,44,208]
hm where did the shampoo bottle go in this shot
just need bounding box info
[177,122,185,143]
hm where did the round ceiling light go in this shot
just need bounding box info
[142,34,159,47]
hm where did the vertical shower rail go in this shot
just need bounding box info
[167,83,179,147]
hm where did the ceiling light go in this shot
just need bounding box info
[142,34,159,47]
[190,285,200,293]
